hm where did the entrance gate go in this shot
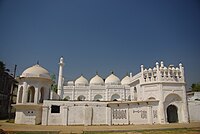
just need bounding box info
[167,105,178,123]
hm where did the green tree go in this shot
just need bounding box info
[51,74,58,93]
[0,61,5,73]
[191,83,200,92]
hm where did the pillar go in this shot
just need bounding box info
[22,82,28,103]
[182,86,189,123]
[158,84,166,124]
[34,87,39,104]
[42,106,49,125]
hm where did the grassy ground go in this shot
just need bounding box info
[84,128,200,134]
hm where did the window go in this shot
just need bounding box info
[51,105,60,113]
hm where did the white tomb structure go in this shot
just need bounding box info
[14,57,190,125]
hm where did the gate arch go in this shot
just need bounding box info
[167,105,178,123]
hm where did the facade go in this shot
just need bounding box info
[14,57,190,125]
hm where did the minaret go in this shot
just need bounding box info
[57,56,64,99]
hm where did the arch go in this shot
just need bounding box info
[167,105,178,123]
[18,86,23,103]
[128,95,131,101]
[165,93,182,103]
[27,86,35,103]
[77,95,86,101]
[39,87,45,103]
[134,87,137,93]
[111,94,120,101]
[64,96,70,101]
[148,97,156,100]
[94,94,103,101]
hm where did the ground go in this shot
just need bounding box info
[0,120,200,134]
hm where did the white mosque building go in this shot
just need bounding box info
[14,57,191,125]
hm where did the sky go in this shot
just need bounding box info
[0,0,200,90]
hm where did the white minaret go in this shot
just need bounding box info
[57,56,64,99]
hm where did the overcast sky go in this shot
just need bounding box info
[1,0,200,89]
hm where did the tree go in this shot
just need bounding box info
[191,83,200,92]
[0,61,5,73]
[50,74,58,93]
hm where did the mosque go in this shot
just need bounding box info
[14,57,191,125]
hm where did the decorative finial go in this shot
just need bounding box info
[111,70,114,74]
[37,60,39,65]
[96,71,98,75]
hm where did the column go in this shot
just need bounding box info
[42,106,49,125]
[182,86,189,123]
[16,86,21,104]
[158,84,166,124]
[34,87,39,104]
[105,87,108,101]
[22,82,28,103]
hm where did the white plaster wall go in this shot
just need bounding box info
[129,103,148,124]
[15,109,41,125]
[143,84,159,100]
[92,107,107,125]
[68,106,84,125]
[188,101,200,122]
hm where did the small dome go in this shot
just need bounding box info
[121,75,130,85]
[21,64,51,79]
[75,75,88,86]
[105,73,120,85]
[90,74,104,85]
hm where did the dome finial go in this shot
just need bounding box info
[37,60,39,65]
[96,71,98,75]
[111,70,114,74]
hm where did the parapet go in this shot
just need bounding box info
[140,61,185,84]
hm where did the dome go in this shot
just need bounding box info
[21,64,51,79]
[105,73,120,85]
[75,75,88,86]
[121,75,130,85]
[90,74,104,85]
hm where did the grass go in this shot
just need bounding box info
[84,128,200,134]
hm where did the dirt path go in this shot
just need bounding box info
[0,120,200,134]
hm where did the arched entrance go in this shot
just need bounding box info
[167,105,178,123]
[18,86,23,103]
[27,86,35,103]
[39,87,44,103]
[77,95,86,101]
[94,94,103,101]
[111,94,120,101]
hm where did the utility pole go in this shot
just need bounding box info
[8,64,17,120]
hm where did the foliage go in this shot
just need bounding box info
[0,61,5,73]
[51,74,58,93]
[191,83,200,92]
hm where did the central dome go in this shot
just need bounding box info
[21,64,51,79]
[90,74,104,85]
[105,73,120,85]
[75,75,88,86]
